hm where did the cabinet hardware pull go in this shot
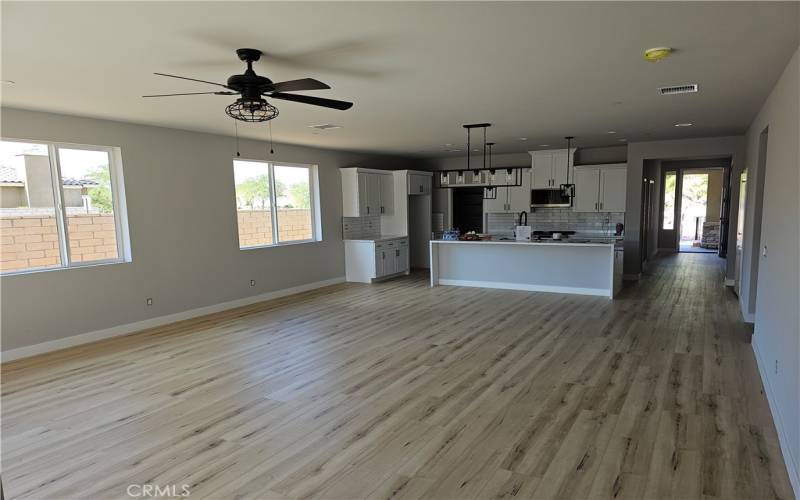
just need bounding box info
[595,202,598,210]
[420,185,423,193]
[367,206,370,214]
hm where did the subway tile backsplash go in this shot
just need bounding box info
[487,209,624,237]
[343,216,381,239]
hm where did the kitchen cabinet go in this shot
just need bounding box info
[379,174,395,214]
[484,168,531,213]
[529,149,576,189]
[341,168,395,216]
[572,163,627,212]
[345,237,409,283]
[408,174,431,195]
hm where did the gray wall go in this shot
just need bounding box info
[741,46,799,487]
[0,108,421,351]
[624,136,746,278]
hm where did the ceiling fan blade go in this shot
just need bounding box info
[269,92,353,110]
[270,78,331,93]
[142,91,237,97]
[153,72,230,89]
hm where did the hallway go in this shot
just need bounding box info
[1,254,793,499]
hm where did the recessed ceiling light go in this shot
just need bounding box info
[607,131,616,134]
[473,149,480,152]
[539,144,550,147]
[518,137,528,141]
[308,123,341,130]
[618,138,627,142]
[0,80,15,85]
[445,143,453,147]
[675,123,693,127]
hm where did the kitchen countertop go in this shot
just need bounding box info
[432,239,617,248]
[345,234,408,242]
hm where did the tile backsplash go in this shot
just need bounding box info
[343,216,381,239]
[487,209,624,237]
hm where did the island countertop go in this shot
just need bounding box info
[430,238,624,298]
[431,239,619,248]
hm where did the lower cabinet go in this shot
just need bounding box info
[345,238,409,283]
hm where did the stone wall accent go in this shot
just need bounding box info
[1,214,118,272]
[237,209,312,247]
[1,208,314,272]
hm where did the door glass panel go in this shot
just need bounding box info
[274,164,312,242]
[234,160,273,248]
[0,141,61,272]
[58,148,119,263]
[662,171,676,229]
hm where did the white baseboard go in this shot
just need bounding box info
[753,341,800,498]
[1,276,345,363]
[437,279,610,297]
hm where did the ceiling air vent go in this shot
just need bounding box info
[308,123,342,130]
[658,84,698,95]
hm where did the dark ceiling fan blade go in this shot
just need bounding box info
[270,78,331,93]
[269,92,353,110]
[142,91,237,97]
[153,72,230,89]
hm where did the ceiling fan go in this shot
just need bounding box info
[143,48,353,122]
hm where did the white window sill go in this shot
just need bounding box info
[239,239,322,251]
[0,259,131,277]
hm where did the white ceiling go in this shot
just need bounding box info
[2,2,797,157]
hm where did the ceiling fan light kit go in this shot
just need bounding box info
[144,48,353,124]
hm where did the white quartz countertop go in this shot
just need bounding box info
[431,239,616,248]
[346,234,408,242]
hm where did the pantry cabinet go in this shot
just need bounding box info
[571,163,627,213]
[341,168,395,216]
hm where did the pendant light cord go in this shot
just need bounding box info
[268,121,274,155]
[234,120,241,157]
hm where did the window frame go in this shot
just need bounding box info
[0,137,131,275]
[233,158,321,250]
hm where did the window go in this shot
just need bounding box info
[233,159,319,249]
[0,139,129,274]
[662,171,676,230]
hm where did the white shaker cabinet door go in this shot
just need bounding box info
[572,168,600,212]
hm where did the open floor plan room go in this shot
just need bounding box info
[1,2,798,499]
[2,254,793,499]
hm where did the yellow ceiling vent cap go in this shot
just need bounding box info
[644,47,673,62]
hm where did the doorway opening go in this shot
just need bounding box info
[678,170,722,253]
[657,160,729,255]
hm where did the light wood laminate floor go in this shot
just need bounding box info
[1,253,793,499]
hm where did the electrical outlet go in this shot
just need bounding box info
[146,298,153,306]
[250,279,256,287]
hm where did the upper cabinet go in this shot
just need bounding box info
[484,168,531,213]
[529,149,576,189]
[571,163,627,213]
[341,168,395,217]
[408,174,432,195]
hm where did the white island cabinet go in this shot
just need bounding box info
[430,240,623,298]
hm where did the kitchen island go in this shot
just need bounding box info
[430,239,623,298]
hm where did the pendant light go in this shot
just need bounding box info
[560,136,576,199]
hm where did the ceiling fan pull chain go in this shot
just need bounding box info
[269,121,275,155]
[234,120,241,157]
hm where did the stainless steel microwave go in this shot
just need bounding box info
[530,188,572,208]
